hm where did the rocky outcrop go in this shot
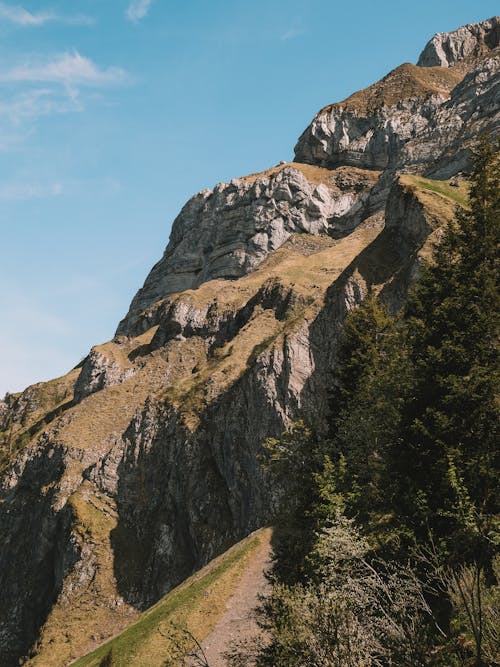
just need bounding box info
[0,178,454,665]
[417,16,500,67]
[117,164,379,334]
[74,349,135,402]
[0,17,497,667]
[294,18,499,177]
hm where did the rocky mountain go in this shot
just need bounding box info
[0,17,498,667]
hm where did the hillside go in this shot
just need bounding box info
[72,528,271,667]
[0,16,498,667]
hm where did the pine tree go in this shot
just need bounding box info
[327,292,408,530]
[262,420,325,584]
[389,137,500,563]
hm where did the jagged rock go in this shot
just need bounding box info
[294,63,462,170]
[417,16,500,68]
[74,349,135,402]
[117,164,379,335]
[294,24,500,176]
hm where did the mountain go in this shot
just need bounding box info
[0,17,498,667]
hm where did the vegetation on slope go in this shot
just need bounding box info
[0,368,79,471]
[400,174,470,208]
[320,62,464,115]
[236,139,499,666]
[73,528,270,667]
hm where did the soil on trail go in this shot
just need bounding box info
[200,530,272,666]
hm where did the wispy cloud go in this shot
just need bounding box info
[0,88,81,123]
[0,175,122,200]
[1,52,128,86]
[280,26,305,41]
[0,180,63,200]
[0,2,93,26]
[0,89,82,151]
[0,53,129,151]
[126,0,154,22]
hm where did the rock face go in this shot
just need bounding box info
[0,18,498,667]
[118,164,379,335]
[74,348,135,402]
[417,16,500,67]
[294,17,499,177]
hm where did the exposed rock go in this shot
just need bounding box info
[74,348,135,402]
[0,178,453,665]
[117,164,379,335]
[294,57,499,177]
[417,16,500,68]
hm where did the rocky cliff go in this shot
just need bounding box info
[0,17,498,667]
[294,16,499,177]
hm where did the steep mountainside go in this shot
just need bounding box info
[0,17,498,667]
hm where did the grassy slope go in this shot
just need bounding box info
[0,368,80,471]
[400,174,469,208]
[67,175,462,667]
[72,528,271,667]
[320,62,463,114]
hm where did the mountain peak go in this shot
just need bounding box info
[417,16,500,68]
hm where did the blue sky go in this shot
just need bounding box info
[0,0,497,397]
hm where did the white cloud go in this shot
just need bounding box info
[0,3,93,26]
[0,88,81,124]
[1,52,128,87]
[280,26,305,41]
[126,0,154,22]
[0,53,129,151]
[0,89,82,152]
[0,180,63,200]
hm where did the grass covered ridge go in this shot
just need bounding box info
[72,528,271,667]
[321,62,463,115]
[400,174,469,208]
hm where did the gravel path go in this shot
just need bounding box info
[200,532,272,666]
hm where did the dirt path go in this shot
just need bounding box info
[200,532,272,666]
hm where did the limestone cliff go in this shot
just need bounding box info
[0,17,497,667]
[294,17,499,177]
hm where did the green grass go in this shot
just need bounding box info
[72,531,267,667]
[402,174,469,208]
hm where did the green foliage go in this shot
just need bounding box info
[262,421,326,584]
[389,137,500,563]
[255,138,500,666]
[328,293,410,541]
[256,511,434,667]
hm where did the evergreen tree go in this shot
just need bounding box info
[254,139,499,666]
[262,421,326,584]
[326,293,408,537]
[389,137,500,564]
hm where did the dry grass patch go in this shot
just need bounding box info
[71,528,272,667]
[400,174,469,208]
[321,62,463,115]
[238,161,380,189]
[0,368,80,470]
[97,325,160,368]
[399,174,469,262]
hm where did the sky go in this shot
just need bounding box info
[0,0,497,397]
